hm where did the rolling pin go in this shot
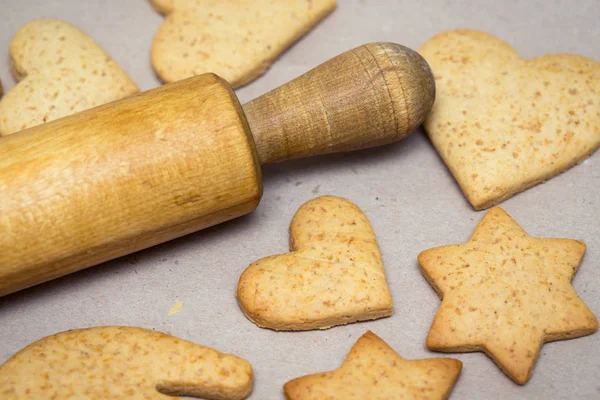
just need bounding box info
[0,42,435,296]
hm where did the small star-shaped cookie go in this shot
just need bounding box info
[419,207,598,384]
[284,331,462,400]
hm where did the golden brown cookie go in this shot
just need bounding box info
[0,19,138,136]
[419,207,598,384]
[284,330,462,400]
[0,326,253,399]
[419,29,600,209]
[150,0,337,88]
[237,195,393,331]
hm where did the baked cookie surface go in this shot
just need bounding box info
[0,19,138,136]
[419,29,600,209]
[150,0,336,88]
[0,326,253,400]
[419,207,598,384]
[237,195,393,331]
[284,330,462,400]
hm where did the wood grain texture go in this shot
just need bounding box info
[243,42,435,164]
[0,74,262,296]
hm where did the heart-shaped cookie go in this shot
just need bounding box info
[0,19,138,136]
[0,326,253,400]
[236,196,393,331]
[419,29,600,210]
[149,0,336,88]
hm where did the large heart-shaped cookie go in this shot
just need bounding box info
[150,0,336,88]
[419,29,600,210]
[0,326,253,399]
[236,196,393,331]
[0,19,138,136]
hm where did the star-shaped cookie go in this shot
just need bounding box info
[418,207,598,384]
[284,331,462,400]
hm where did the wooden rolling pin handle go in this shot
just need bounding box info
[242,42,435,165]
[0,42,434,297]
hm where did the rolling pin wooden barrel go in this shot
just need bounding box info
[0,42,435,296]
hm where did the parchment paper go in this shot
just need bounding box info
[1,1,599,398]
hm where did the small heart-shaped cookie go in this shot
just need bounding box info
[419,29,600,210]
[237,196,393,331]
[0,326,253,400]
[0,19,138,136]
[150,0,336,88]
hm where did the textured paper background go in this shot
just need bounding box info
[1,1,599,399]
